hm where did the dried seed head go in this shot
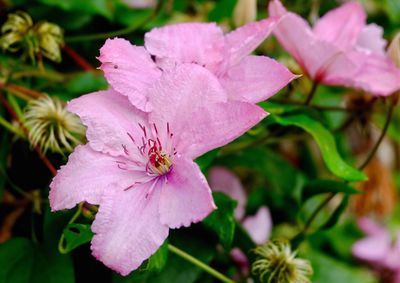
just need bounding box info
[23,95,85,154]
[252,240,313,283]
[0,11,64,63]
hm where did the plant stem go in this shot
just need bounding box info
[358,96,397,170]
[65,1,164,43]
[63,45,95,71]
[304,81,318,105]
[58,204,83,254]
[168,244,234,283]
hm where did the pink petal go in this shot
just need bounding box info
[99,38,161,111]
[159,156,216,229]
[230,248,249,274]
[144,23,225,72]
[225,18,278,67]
[357,217,387,236]
[177,101,267,159]
[147,63,227,139]
[242,206,272,245]
[356,24,387,55]
[313,2,366,51]
[91,181,169,276]
[345,52,400,96]
[49,145,144,211]
[269,4,356,82]
[268,0,287,16]
[352,234,391,264]
[208,166,247,220]
[220,55,298,103]
[68,89,149,157]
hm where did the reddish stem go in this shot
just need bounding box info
[1,83,43,99]
[63,45,95,71]
[0,93,57,176]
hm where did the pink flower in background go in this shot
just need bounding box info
[98,18,297,111]
[269,0,400,96]
[49,64,267,275]
[209,167,272,245]
[352,218,400,283]
[209,167,272,274]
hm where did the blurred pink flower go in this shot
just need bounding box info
[352,218,400,282]
[49,64,267,275]
[209,166,272,274]
[269,0,400,96]
[98,19,297,111]
[208,167,272,245]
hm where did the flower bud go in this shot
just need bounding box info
[233,0,257,27]
[387,32,400,68]
[252,240,313,283]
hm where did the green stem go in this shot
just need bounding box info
[0,116,24,137]
[65,1,164,42]
[58,204,83,254]
[304,81,318,105]
[168,244,234,283]
[358,96,397,170]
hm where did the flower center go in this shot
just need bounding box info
[147,139,173,175]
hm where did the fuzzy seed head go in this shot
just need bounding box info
[24,95,85,154]
[0,11,64,63]
[252,240,313,283]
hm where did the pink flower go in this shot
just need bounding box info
[269,0,400,96]
[98,19,297,111]
[208,167,272,245]
[208,167,272,275]
[49,64,267,276]
[352,218,400,282]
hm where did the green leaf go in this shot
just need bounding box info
[203,192,236,249]
[305,249,377,283]
[302,180,360,202]
[0,238,35,283]
[145,241,169,273]
[0,128,9,198]
[270,114,367,181]
[63,223,94,253]
[320,194,349,231]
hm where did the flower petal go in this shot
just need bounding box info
[269,2,356,81]
[352,234,391,264]
[159,156,216,228]
[144,23,225,72]
[49,144,143,211]
[313,2,366,50]
[208,166,246,220]
[148,63,227,139]
[99,38,161,111]
[344,52,400,96]
[221,55,298,103]
[91,181,169,276]
[242,206,272,245]
[225,18,277,67]
[177,101,267,159]
[356,24,387,55]
[68,89,149,157]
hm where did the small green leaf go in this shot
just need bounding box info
[63,223,94,253]
[145,241,169,273]
[203,192,236,249]
[302,180,360,202]
[270,114,367,182]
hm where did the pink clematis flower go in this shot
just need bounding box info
[269,0,400,96]
[49,64,267,276]
[208,166,272,245]
[209,167,272,275]
[352,218,400,282]
[98,18,297,111]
